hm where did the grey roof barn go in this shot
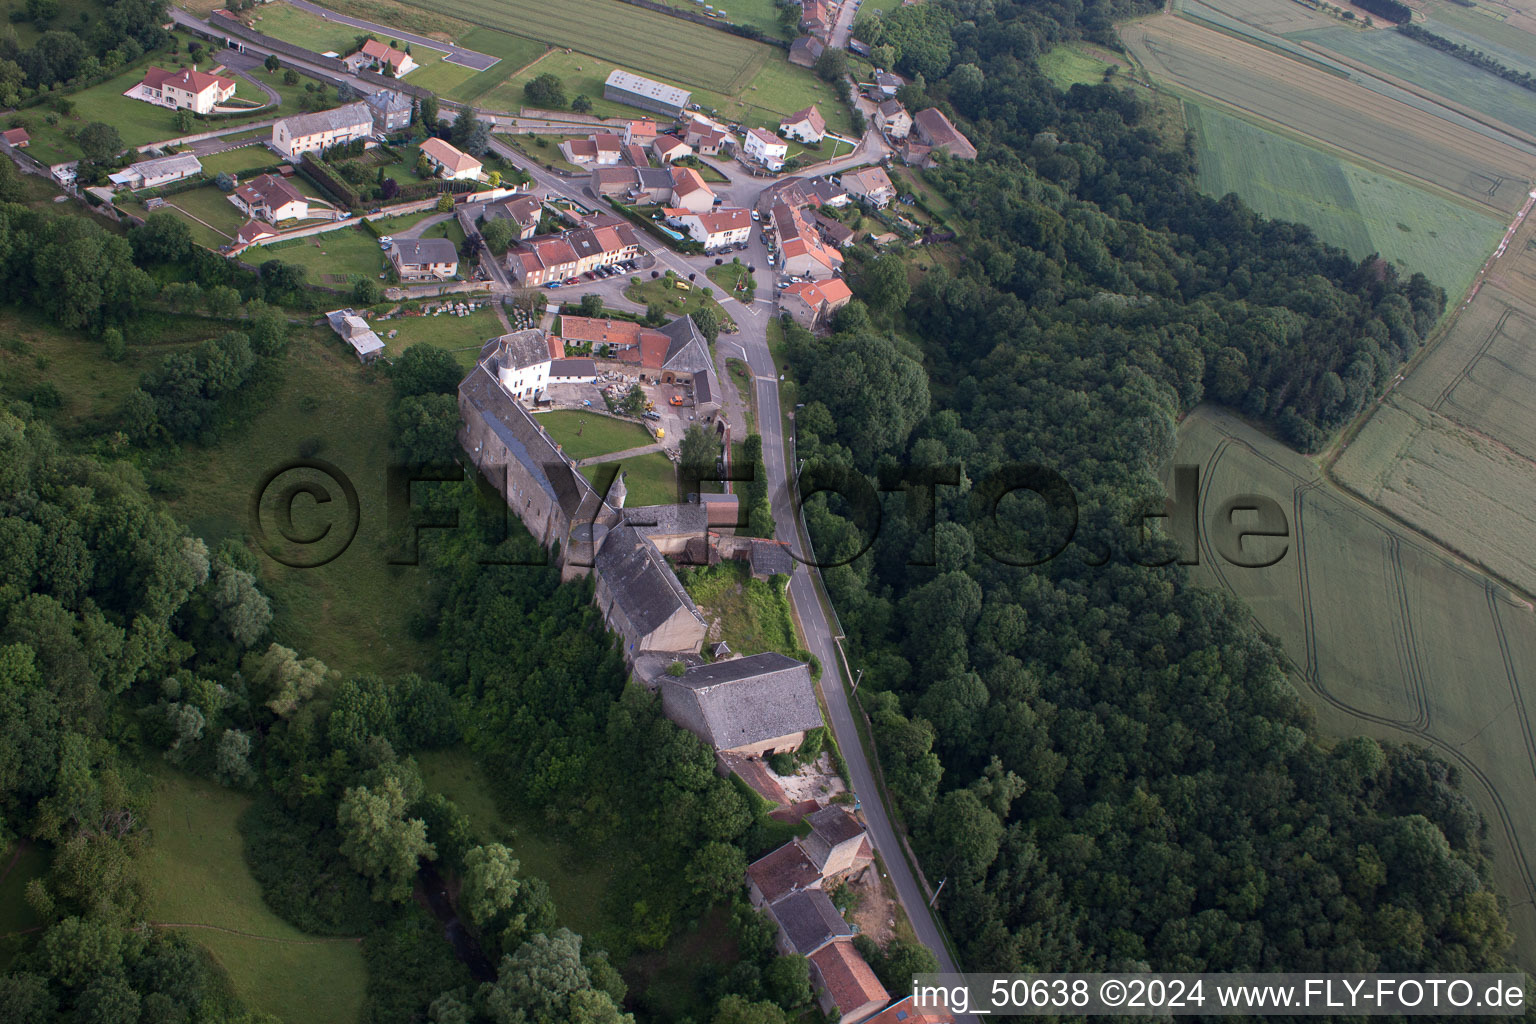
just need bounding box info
[593,525,708,654]
[661,652,822,754]
[768,887,853,955]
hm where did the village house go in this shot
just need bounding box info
[109,152,202,191]
[905,107,978,165]
[800,805,869,877]
[594,525,709,655]
[862,995,956,1024]
[873,69,905,97]
[678,207,752,250]
[800,0,831,37]
[229,173,308,223]
[507,220,642,285]
[756,175,848,215]
[365,89,413,133]
[780,278,854,329]
[661,652,823,757]
[622,118,658,146]
[548,356,597,384]
[788,35,825,69]
[589,165,674,201]
[131,66,235,114]
[770,202,844,279]
[747,842,823,908]
[651,134,691,164]
[780,105,826,144]
[841,166,896,209]
[235,220,278,247]
[2,127,29,147]
[481,194,544,240]
[874,99,912,140]
[389,237,459,281]
[560,133,623,166]
[346,38,417,77]
[558,314,721,414]
[272,102,374,160]
[324,308,385,363]
[685,121,730,156]
[742,127,788,171]
[420,137,482,180]
[812,211,856,249]
[623,143,650,167]
[809,940,889,1024]
[670,166,716,212]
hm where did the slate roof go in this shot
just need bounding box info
[747,842,823,904]
[913,107,977,158]
[278,102,373,139]
[770,887,852,955]
[750,538,795,577]
[366,89,411,118]
[393,237,458,266]
[549,357,596,378]
[620,501,707,537]
[109,152,202,185]
[595,525,706,640]
[461,364,590,515]
[807,805,864,846]
[606,69,691,111]
[495,328,550,371]
[789,36,825,65]
[663,652,821,751]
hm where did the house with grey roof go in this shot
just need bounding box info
[767,887,853,956]
[594,525,709,656]
[801,805,869,877]
[324,308,384,363]
[109,152,202,190]
[749,538,795,579]
[661,652,822,756]
[365,89,413,133]
[272,102,374,160]
[390,237,459,281]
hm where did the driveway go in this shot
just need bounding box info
[284,0,502,71]
[829,0,860,49]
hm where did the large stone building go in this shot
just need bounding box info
[594,525,709,655]
[661,652,823,757]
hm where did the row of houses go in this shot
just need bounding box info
[504,216,644,286]
[589,163,718,213]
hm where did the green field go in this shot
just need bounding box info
[624,277,735,329]
[1292,25,1536,141]
[387,306,501,369]
[534,408,654,460]
[1426,1,1536,70]
[1039,43,1113,89]
[195,144,285,178]
[707,261,755,298]
[247,1,376,54]
[1185,100,1506,300]
[419,749,617,937]
[164,325,433,677]
[143,768,368,1024]
[580,449,676,505]
[262,226,393,284]
[1176,405,1536,972]
[396,0,769,93]
[646,0,791,39]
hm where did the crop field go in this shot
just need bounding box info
[143,768,367,1024]
[1334,206,1536,595]
[1185,101,1507,298]
[1430,0,1536,40]
[1427,0,1536,66]
[1121,14,1536,215]
[1175,0,1339,35]
[1176,405,1536,971]
[1292,26,1536,142]
[397,0,769,93]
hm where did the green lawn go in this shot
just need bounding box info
[534,409,654,460]
[643,0,792,40]
[680,560,801,657]
[706,262,755,298]
[625,276,734,330]
[496,131,589,174]
[163,324,434,677]
[195,144,284,178]
[262,226,393,285]
[418,749,617,938]
[425,27,550,103]
[387,306,501,369]
[1186,100,1505,300]
[1039,43,1113,89]
[246,1,375,54]
[142,768,367,1024]
[580,449,676,505]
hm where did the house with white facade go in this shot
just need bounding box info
[742,127,787,171]
[229,173,308,223]
[420,137,482,180]
[130,67,235,114]
[272,103,374,160]
[679,208,752,250]
[780,106,826,144]
[346,38,417,77]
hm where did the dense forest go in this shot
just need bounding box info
[810,0,1517,980]
[0,0,169,103]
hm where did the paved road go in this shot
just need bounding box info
[829,0,859,50]
[170,8,393,97]
[284,0,501,70]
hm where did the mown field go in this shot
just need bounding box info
[142,768,367,1024]
[579,450,676,505]
[1175,405,1536,972]
[1185,100,1506,299]
[1292,25,1536,142]
[397,0,768,93]
[1121,13,1536,215]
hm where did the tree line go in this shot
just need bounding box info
[779,0,1519,985]
[1399,23,1536,94]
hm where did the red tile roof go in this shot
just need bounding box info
[810,939,888,1018]
[1,127,28,146]
[671,166,711,197]
[141,65,235,95]
[421,137,481,175]
[689,208,751,234]
[359,38,410,70]
[862,994,956,1023]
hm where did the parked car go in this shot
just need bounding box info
[564,277,580,285]
[750,210,760,221]
[547,282,562,289]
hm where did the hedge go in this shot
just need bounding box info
[608,199,705,254]
[299,153,360,208]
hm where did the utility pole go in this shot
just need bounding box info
[929,877,946,907]
[852,667,863,693]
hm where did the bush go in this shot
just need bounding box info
[767,751,795,776]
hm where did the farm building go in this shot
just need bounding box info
[809,940,888,1024]
[109,152,203,190]
[659,651,822,756]
[324,308,385,363]
[788,36,825,68]
[604,69,692,118]
[594,525,709,655]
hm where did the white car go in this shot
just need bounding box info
[766,253,776,265]
[750,210,760,221]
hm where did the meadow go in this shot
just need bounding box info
[397,0,769,93]
[679,560,801,657]
[1176,405,1536,972]
[384,306,501,369]
[260,226,393,285]
[1292,25,1536,142]
[163,324,434,678]
[580,450,677,505]
[534,408,655,460]
[245,1,369,54]
[142,768,368,1024]
[1185,101,1507,300]
[644,0,791,39]
[1039,44,1113,89]
[1121,13,1536,215]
